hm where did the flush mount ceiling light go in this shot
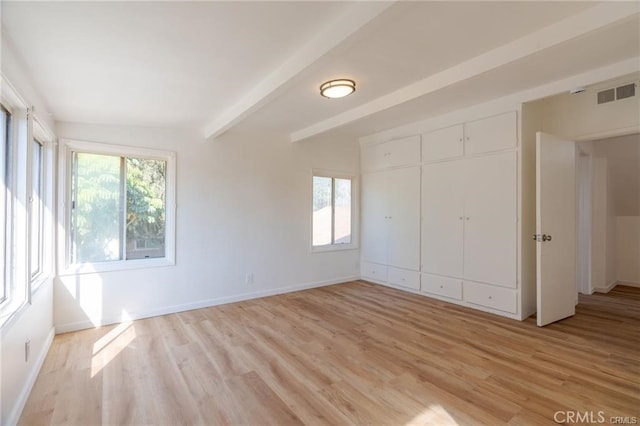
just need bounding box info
[320,79,356,99]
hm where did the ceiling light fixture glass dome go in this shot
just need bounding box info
[320,79,356,99]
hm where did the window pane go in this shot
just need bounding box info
[1,107,10,302]
[312,176,332,246]
[72,153,122,263]
[30,141,43,278]
[126,158,166,260]
[334,178,352,244]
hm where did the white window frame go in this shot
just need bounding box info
[58,139,176,275]
[0,78,31,328]
[1,104,13,306]
[311,169,358,253]
[29,117,55,295]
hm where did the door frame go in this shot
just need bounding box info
[576,147,593,295]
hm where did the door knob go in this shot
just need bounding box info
[542,234,552,242]
[533,234,552,242]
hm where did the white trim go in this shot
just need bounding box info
[55,276,359,333]
[6,327,55,426]
[57,139,177,274]
[593,279,618,293]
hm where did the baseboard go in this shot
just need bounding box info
[593,279,618,293]
[55,276,359,334]
[6,327,55,426]
[616,280,640,288]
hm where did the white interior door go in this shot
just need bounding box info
[536,132,577,327]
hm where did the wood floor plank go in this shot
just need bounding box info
[19,282,640,425]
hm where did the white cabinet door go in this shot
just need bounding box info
[422,160,464,277]
[464,111,517,155]
[361,143,387,172]
[464,152,517,288]
[361,172,388,264]
[386,135,421,168]
[422,125,464,162]
[362,135,420,172]
[387,167,421,270]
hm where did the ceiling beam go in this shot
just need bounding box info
[290,2,640,143]
[203,1,395,140]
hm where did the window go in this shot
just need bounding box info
[312,172,356,251]
[30,139,44,279]
[63,140,175,271]
[1,106,12,303]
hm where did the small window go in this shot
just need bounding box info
[312,173,356,251]
[70,151,167,264]
[1,106,11,303]
[30,139,44,279]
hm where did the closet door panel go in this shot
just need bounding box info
[464,152,517,288]
[422,160,464,277]
[422,125,464,162]
[464,111,517,155]
[361,172,389,265]
[386,135,421,168]
[387,167,421,270]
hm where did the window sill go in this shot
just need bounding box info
[59,257,175,276]
[0,300,28,331]
[30,273,52,295]
[311,244,359,253]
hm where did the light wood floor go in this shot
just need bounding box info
[20,282,640,425]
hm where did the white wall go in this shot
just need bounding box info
[616,217,640,286]
[54,123,361,332]
[540,73,640,141]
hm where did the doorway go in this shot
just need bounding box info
[576,133,640,295]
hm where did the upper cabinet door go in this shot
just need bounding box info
[422,125,464,162]
[362,135,421,172]
[464,111,517,156]
[387,167,421,271]
[386,135,421,168]
[361,143,388,172]
[422,160,464,277]
[463,151,517,288]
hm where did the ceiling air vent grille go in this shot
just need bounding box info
[597,83,636,105]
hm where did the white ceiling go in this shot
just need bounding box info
[2,1,639,140]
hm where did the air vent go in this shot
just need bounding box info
[597,82,637,105]
[597,88,615,104]
[616,83,635,100]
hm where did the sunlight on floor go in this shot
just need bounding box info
[404,404,459,425]
[91,311,136,378]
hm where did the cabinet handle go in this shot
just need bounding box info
[440,285,443,289]
[466,217,470,220]
[488,296,493,300]
[459,216,463,220]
